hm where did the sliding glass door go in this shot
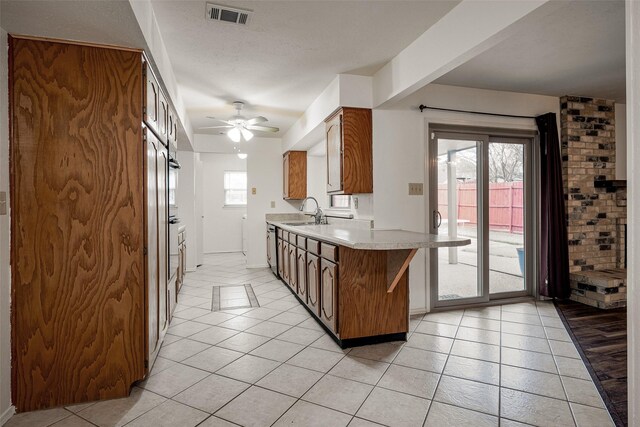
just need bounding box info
[429,130,533,308]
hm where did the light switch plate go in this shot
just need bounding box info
[408,183,423,196]
[270,201,275,208]
[251,187,257,195]
[0,191,6,215]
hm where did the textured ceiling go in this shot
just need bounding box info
[150,0,461,136]
[435,0,626,102]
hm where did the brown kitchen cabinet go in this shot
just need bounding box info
[325,107,373,194]
[277,234,285,278]
[296,248,307,302]
[283,150,307,200]
[320,258,338,333]
[282,240,290,285]
[306,253,320,315]
[288,238,298,293]
[270,223,409,347]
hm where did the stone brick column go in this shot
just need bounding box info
[560,96,625,273]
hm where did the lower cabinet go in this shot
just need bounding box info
[320,258,338,333]
[296,248,307,303]
[277,235,284,278]
[282,241,290,285]
[288,242,298,292]
[306,253,320,316]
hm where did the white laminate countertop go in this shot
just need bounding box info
[267,220,471,250]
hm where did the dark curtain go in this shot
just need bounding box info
[536,113,570,298]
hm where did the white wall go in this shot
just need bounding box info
[306,153,328,208]
[373,84,560,313]
[616,103,627,180]
[176,151,202,271]
[200,153,247,254]
[626,1,640,424]
[0,26,14,424]
[246,139,299,268]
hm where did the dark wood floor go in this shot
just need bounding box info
[555,300,627,426]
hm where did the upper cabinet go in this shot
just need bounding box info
[325,107,373,194]
[144,64,162,138]
[283,150,307,200]
[144,61,178,149]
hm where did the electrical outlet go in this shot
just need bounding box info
[353,196,359,209]
[408,183,423,196]
[270,201,275,208]
[251,187,257,195]
[0,192,6,215]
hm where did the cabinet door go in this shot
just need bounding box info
[266,229,273,267]
[157,145,169,333]
[307,254,320,315]
[145,65,160,135]
[326,113,342,193]
[288,243,297,292]
[282,241,290,284]
[296,248,307,303]
[159,92,168,142]
[283,153,290,199]
[146,131,160,359]
[320,258,338,333]
[277,237,284,278]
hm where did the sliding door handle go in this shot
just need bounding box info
[433,211,442,229]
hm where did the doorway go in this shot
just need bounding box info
[429,127,535,308]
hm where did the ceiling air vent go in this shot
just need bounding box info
[206,3,252,25]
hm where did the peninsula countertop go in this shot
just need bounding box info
[266,219,471,250]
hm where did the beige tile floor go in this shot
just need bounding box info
[6,252,616,427]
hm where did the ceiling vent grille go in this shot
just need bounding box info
[206,3,252,25]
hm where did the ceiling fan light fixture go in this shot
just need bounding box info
[241,128,254,141]
[227,127,241,142]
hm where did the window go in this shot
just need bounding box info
[224,171,247,206]
[330,195,350,209]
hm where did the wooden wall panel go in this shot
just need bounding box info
[10,37,145,412]
[338,247,408,339]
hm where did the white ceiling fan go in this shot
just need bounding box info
[199,101,280,142]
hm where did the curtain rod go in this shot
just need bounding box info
[418,104,536,120]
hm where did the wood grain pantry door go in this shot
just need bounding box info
[10,37,146,411]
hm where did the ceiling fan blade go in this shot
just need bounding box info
[205,116,233,125]
[246,124,280,133]
[245,116,267,125]
[198,125,234,129]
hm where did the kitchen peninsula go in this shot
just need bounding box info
[266,215,470,347]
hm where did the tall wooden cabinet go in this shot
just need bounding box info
[325,107,373,194]
[9,36,171,412]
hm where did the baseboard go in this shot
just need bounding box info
[204,250,243,254]
[246,263,269,269]
[1,405,15,426]
[410,308,428,316]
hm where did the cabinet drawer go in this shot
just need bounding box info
[296,235,306,249]
[277,228,284,239]
[307,239,320,255]
[320,243,338,262]
[282,230,289,242]
[288,231,297,244]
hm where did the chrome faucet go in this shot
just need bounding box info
[299,197,326,225]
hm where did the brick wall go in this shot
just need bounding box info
[560,96,627,273]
